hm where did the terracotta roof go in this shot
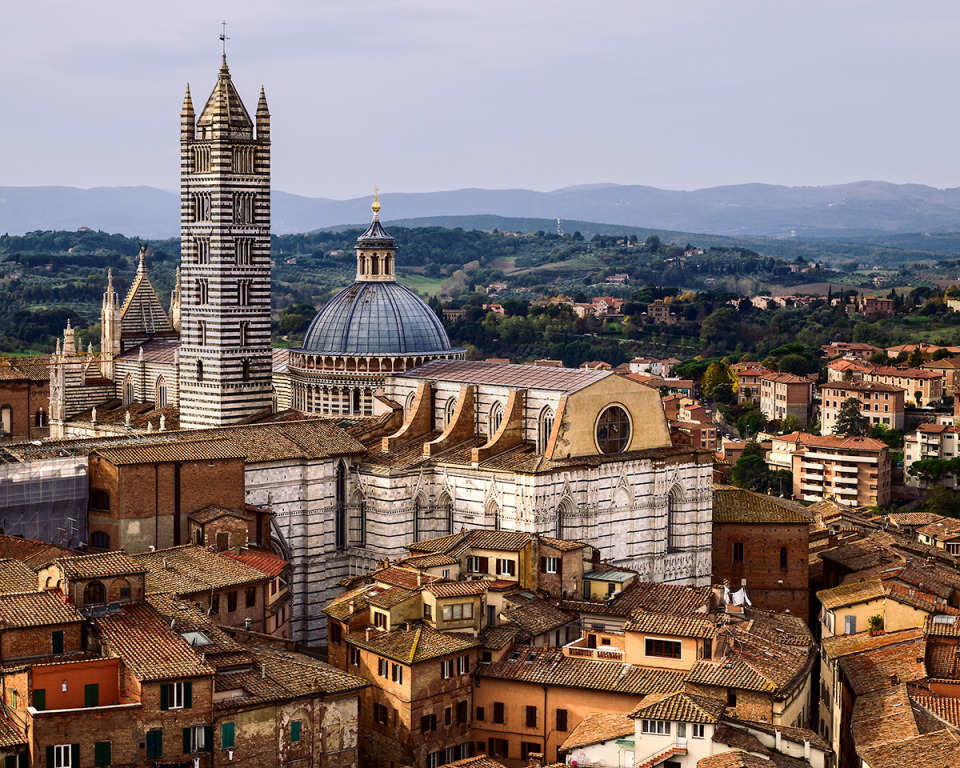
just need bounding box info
[776,431,888,452]
[821,627,924,660]
[475,645,686,695]
[538,536,590,552]
[723,716,829,752]
[817,579,887,610]
[0,356,51,381]
[712,488,812,524]
[838,635,927,695]
[94,438,247,465]
[0,560,39,594]
[630,690,726,723]
[439,757,507,768]
[820,380,904,394]
[0,591,82,628]
[116,337,179,363]
[323,584,384,622]
[346,624,478,664]
[251,645,368,697]
[0,711,25,749]
[500,596,576,637]
[695,751,779,768]
[559,711,634,751]
[858,729,960,768]
[926,614,960,638]
[911,693,960,730]
[426,581,489,598]
[479,624,520,650]
[403,552,459,568]
[374,566,442,590]
[711,725,769,755]
[367,586,418,610]
[67,399,180,432]
[188,505,246,524]
[562,580,712,619]
[53,551,145,580]
[0,536,75,568]
[917,517,960,541]
[133,545,272,595]
[222,547,287,577]
[850,685,920,752]
[623,611,716,639]
[401,359,614,394]
[96,602,215,681]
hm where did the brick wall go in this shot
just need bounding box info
[712,522,809,618]
[0,379,50,441]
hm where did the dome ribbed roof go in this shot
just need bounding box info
[299,282,458,357]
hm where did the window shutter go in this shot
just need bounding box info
[204,726,213,752]
[495,559,501,575]
[222,721,235,749]
[94,741,111,767]
[184,681,193,709]
[184,727,192,754]
[84,683,98,708]
[479,557,488,574]
[510,560,516,577]
[291,720,302,742]
[45,747,53,768]
[71,745,80,767]
[52,631,63,655]
[540,556,546,572]
[160,684,169,711]
[33,689,45,711]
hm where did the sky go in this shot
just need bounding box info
[3,1,958,199]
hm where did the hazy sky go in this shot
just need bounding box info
[3,1,958,199]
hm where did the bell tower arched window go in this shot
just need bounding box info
[335,461,347,550]
[537,407,554,454]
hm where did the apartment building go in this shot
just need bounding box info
[819,380,904,432]
[863,366,942,406]
[730,363,773,405]
[758,372,813,427]
[770,432,891,507]
[904,424,960,489]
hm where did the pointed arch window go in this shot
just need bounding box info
[123,375,134,406]
[489,401,504,436]
[197,360,204,382]
[0,405,11,436]
[438,493,453,536]
[35,408,45,428]
[666,488,682,553]
[335,461,347,550]
[537,407,554,454]
[155,377,167,408]
[444,398,457,428]
[198,321,207,346]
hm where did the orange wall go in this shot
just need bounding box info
[32,658,120,709]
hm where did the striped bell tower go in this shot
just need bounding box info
[178,55,273,428]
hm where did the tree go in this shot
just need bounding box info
[915,390,923,408]
[701,362,736,401]
[778,353,810,376]
[834,397,868,436]
[908,346,925,367]
[780,415,800,434]
[731,454,769,492]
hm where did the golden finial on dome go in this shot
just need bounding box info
[372,186,381,215]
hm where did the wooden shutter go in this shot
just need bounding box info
[291,720,302,742]
[184,681,193,709]
[33,689,44,711]
[204,726,213,752]
[183,728,192,754]
[70,745,80,768]
[479,557,488,574]
[495,559,501,575]
[84,683,98,708]
[222,721,235,749]
[45,748,53,768]
[160,684,169,711]
[94,741,111,767]
[540,556,546,572]
[52,631,63,655]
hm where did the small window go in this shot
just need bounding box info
[476,706,485,721]
[526,705,537,727]
[245,586,257,608]
[183,725,209,753]
[641,720,670,735]
[84,581,106,605]
[392,663,403,684]
[556,708,568,731]
[544,557,559,574]
[90,531,110,550]
[733,542,744,562]
[52,744,76,768]
[349,647,361,666]
[845,615,857,635]
[780,547,788,569]
[291,720,302,743]
[596,405,631,454]
[692,723,705,738]
[90,490,110,511]
[493,701,505,724]
[227,591,237,612]
[645,638,682,659]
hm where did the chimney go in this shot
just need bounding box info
[804,739,811,760]
[774,729,782,751]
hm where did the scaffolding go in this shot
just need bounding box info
[0,451,88,547]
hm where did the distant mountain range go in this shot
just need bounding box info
[3,181,960,240]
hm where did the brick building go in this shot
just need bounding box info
[646,299,676,325]
[758,372,813,427]
[819,380,905,432]
[730,363,773,405]
[922,356,960,397]
[712,488,811,617]
[0,356,50,442]
[863,365,942,406]
[820,342,882,361]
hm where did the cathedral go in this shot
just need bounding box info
[40,56,713,644]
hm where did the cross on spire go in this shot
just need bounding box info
[220,21,230,55]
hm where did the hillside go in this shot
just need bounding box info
[4,181,960,242]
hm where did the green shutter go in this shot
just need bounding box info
[221,721,235,749]
[291,720,301,743]
[184,680,193,709]
[204,726,213,752]
[70,745,79,767]
[5,755,14,768]
[159,683,168,711]
[183,727,192,754]
[33,689,45,711]
[84,683,98,708]
[51,631,63,654]
[146,729,162,759]
[94,741,111,767]
[45,747,53,768]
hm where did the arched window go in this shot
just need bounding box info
[335,461,347,550]
[90,490,110,511]
[35,408,45,428]
[110,578,131,602]
[90,531,110,550]
[84,581,106,605]
[242,360,251,382]
[198,321,207,346]
[0,405,11,435]
[413,494,426,542]
[489,401,504,435]
[155,377,167,408]
[438,493,453,536]
[444,398,457,428]
[197,360,204,382]
[487,500,501,531]
[404,391,416,416]
[596,405,631,454]
[666,488,682,553]
[780,547,788,569]
[123,375,134,406]
[537,407,554,454]
[271,387,278,413]
[239,321,249,347]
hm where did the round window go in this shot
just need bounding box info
[596,405,631,454]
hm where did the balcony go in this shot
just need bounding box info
[562,634,625,662]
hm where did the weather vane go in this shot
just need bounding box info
[220,21,230,55]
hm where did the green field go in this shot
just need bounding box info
[397,273,445,296]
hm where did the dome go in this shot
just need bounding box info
[300,281,458,357]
